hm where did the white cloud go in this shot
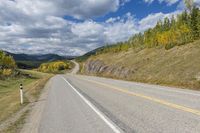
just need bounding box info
[138,10,180,31]
[106,17,121,23]
[0,0,192,56]
[144,0,180,5]
[0,0,137,56]
[145,0,200,7]
[0,12,138,55]
[104,12,138,43]
[1,0,120,20]
[120,0,131,5]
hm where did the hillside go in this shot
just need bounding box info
[80,40,200,90]
[79,5,200,90]
[4,51,75,69]
[8,53,66,61]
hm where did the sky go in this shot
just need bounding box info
[0,0,198,56]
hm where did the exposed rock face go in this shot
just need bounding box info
[196,72,200,81]
[84,59,133,79]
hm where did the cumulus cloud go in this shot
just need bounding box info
[0,0,138,56]
[0,0,191,56]
[104,13,138,43]
[144,0,200,7]
[138,10,181,31]
[0,13,138,55]
[144,0,180,5]
[120,0,131,6]
[52,0,120,19]
[1,0,120,20]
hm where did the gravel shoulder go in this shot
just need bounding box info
[20,78,53,133]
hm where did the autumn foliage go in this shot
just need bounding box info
[38,61,70,73]
[95,3,200,54]
[0,51,16,77]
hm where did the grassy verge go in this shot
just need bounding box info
[1,110,29,133]
[0,70,53,132]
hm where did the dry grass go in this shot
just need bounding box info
[84,40,200,90]
[1,110,29,133]
[0,70,53,132]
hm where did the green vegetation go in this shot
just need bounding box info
[79,1,200,90]
[0,51,16,78]
[87,1,200,55]
[0,70,52,124]
[82,40,200,90]
[0,51,54,132]
[16,61,43,69]
[38,61,71,73]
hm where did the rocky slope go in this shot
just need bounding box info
[84,59,132,79]
[81,40,200,90]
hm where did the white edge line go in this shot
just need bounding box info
[62,77,122,133]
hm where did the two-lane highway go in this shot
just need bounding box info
[22,61,200,133]
[39,75,200,133]
[39,75,119,133]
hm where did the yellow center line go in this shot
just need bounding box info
[78,77,200,116]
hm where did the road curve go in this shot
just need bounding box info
[70,60,79,74]
[22,61,200,133]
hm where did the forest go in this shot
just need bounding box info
[95,0,200,54]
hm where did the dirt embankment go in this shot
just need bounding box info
[81,41,200,90]
[84,59,133,79]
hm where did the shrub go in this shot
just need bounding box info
[0,51,16,78]
[38,61,70,73]
[2,69,13,76]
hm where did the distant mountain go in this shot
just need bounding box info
[3,51,76,69]
[4,51,75,61]
[7,52,61,61]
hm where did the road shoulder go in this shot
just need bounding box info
[20,77,53,133]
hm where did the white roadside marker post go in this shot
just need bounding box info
[20,84,23,105]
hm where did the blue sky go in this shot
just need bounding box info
[95,0,180,22]
[0,0,193,55]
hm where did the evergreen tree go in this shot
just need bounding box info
[184,0,194,12]
[190,7,200,39]
[163,17,170,31]
[94,1,200,54]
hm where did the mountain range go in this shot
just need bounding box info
[5,51,76,61]
[3,51,76,69]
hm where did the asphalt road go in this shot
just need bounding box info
[26,62,200,133]
[70,60,79,74]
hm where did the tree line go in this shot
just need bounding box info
[96,0,200,54]
[38,61,71,73]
